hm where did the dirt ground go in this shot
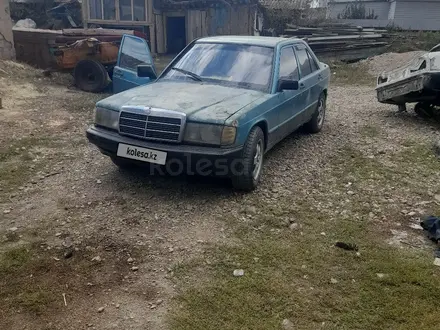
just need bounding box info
[1,55,440,330]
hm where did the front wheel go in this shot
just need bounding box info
[231,126,265,191]
[305,93,326,133]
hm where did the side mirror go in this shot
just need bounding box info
[278,79,299,91]
[137,65,157,80]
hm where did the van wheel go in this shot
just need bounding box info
[305,93,326,133]
[231,126,264,191]
[74,59,109,93]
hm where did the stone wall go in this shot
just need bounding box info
[0,0,15,59]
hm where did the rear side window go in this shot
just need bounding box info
[295,46,312,77]
[279,47,299,80]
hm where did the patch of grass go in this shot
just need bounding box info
[0,239,142,323]
[0,247,31,272]
[0,136,53,162]
[329,62,374,86]
[331,146,392,182]
[0,136,59,198]
[360,124,381,138]
[396,144,440,171]
[169,141,440,330]
[0,246,55,315]
[331,143,440,205]
[402,139,418,148]
[170,217,440,330]
[13,290,54,315]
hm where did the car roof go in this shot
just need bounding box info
[196,35,302,48]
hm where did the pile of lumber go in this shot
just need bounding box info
[282,23,390,62]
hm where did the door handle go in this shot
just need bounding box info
[299,83,305,90]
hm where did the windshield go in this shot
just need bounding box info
[161,43,274,92]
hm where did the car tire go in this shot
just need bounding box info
[414,102,434,118]
[231,126,265,191]
[74,59,109,93]
[305,93,326,133]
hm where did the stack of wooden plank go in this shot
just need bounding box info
[282,23,390,62]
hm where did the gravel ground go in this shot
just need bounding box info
[362,51,426,76]
[1,58,440,329]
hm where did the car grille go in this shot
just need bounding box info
[118,107,185,143]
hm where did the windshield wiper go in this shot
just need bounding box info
[171,67,203,82]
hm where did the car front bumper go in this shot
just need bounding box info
[86,126,244,166]
[376,72,440,104]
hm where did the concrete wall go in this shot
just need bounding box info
[0,0,15,59]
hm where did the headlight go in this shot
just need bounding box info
[221,126,237,145]
[94,107,119,130]
[183,123,236,146]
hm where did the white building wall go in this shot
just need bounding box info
[328,0,440,30]
[392,0,440,30]
[327,0,391,19]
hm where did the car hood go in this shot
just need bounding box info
[376,51,440,88]
[97,81,266,124]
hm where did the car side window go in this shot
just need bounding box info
[119,36,152,71]
[307,50,320,72]
[295,46,312,77]
[279,47,299,81]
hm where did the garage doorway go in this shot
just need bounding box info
[166,16,186,54]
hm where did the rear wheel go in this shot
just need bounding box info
[74,59,109,92]
[414,102,434,118]
[305,93,326,133]
[231,126,265,191]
